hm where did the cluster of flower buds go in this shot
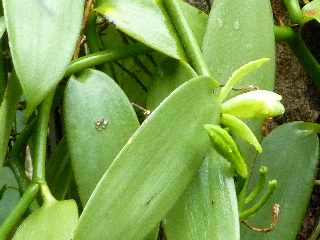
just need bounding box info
[205,58,285,178]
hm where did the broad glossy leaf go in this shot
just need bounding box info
[146,58,196,110]
[100,25,158,106]
[178,0,208,45]
[0,17,6,105]
[0,17,5,37]
[302,0,320,22]
[12,200,78,240]
[164,151,239,240]
[46,138,72,200]
[203,0,275,90]
[74,76,220,240]
[0,167,20,224]
[3,0,84,116]
[144,226,159,240]
[241,122,319,239]
[64,69,139,204]
[96,0,185,61]
[203,0,276,168]
[0,75,21,166]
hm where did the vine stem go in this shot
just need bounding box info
[65,43,149,77]
[0,183,39,239]
[32,91,55,183]
[283,0,305,25]
[162,0,211,77]
[274,25,320,87]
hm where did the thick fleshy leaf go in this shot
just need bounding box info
[164,151,240,240]
[95,0,185,61]
[178,0,208,45]
[144,226,159,240]
[0,17,5,37]
[203,0,275,90]
[3,0,84,116]
[0,16,6,104]
[0,75,21,166]
[64,69,139,204]
[241,122,319,239]
[302,0,320,22]
[146,58,196,110]
[0,167,20,224]
[100,25,159,106]
[74,76,220,240]
[46,138,72,200]
[12,200,78,240]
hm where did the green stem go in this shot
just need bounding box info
[290,33,320,88]
[283,0,305,25]
[274,25,296,42]
[162,0,211,76]
[240,180,278,220]
[0,40,7,104]
[244,166,268,205]
[40,184,56,206]
[275,25,320,87]
[64,43,149,77]
[32,92,55,183]
[0,183,39,239]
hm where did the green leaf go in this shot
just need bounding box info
[0,17,5,38]
[0,75,21,166]
[203,0,276,169]
[74,76,220,240]
[96,0,185,61]
[64,69,139,204]
[302,0,320,22]
[46,138,72,200]
[241,122,319,239]
[12,200,78,240]
[164,151,240,240]
[144,226,159,240]
[3,0,84,116]
[146,58,196,110]
[0,167,20,224]
[100,25,158,106]
[203,0,275,90]
[178,1,208,46]
[0,17,6,105]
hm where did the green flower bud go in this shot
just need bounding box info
[222,90,285,119]
[221,114,262,153]
[204,124,248,178]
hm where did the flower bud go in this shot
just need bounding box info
[204,124,248,178]
[221,114,262,153]
[222,90,285,119]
